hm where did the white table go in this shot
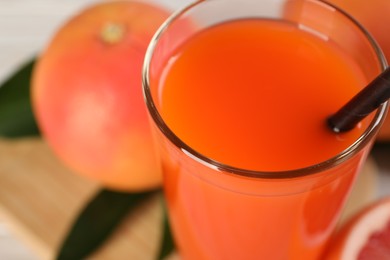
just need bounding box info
[0,0,389,259]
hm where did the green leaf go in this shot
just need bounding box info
[57,188,157,260]
[1,59,175,259]
[0,59,40,137]
[157,198,176,260]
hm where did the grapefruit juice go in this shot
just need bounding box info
[144,9,386,260]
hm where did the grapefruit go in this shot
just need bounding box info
[32,1,171,191]
[324,197,390,259]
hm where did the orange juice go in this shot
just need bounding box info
[158,19,367,171]
[144,7,386,260]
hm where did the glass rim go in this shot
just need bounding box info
[142,0,389,179]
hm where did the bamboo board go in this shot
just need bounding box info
[0,137,378,259]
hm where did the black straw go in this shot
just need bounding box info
[327,67,390,133]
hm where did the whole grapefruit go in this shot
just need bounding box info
[32,1,170,191]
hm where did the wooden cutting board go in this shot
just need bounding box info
[0,137,378,259]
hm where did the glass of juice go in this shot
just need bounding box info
[142,0,388,259]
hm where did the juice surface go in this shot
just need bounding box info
[156,19,368,171]
[152,19,373,259]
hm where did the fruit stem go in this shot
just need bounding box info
[100,22,126,44]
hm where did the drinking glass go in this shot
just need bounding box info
[142,0,388,259]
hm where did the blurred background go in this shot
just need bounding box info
[0,1,189,258]
[0,0,389,259]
